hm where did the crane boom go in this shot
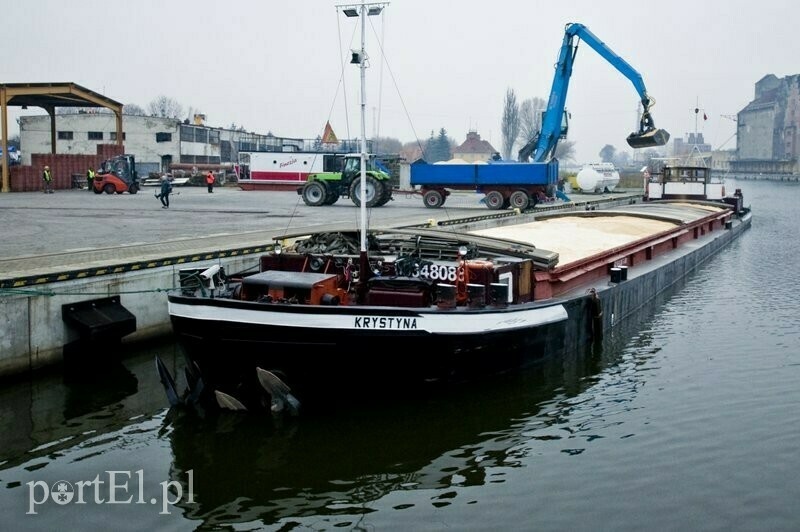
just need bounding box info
[519,22,670,162]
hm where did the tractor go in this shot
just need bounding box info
[298,154,393,207]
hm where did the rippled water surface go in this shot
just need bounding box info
[1,179,798,531]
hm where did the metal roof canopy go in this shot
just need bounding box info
[0,82,124,193]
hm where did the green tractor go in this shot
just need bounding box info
[298,154,393,207]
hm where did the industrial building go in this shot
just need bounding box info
[19,113,283,177]
[733,74,800,176]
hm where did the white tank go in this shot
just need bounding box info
[576,163,620,193]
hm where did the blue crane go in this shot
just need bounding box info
[519,23,670,162]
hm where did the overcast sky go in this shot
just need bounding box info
[4,0,797,163]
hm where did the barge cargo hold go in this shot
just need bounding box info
[165,195,752,412]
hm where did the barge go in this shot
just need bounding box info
[164,193,751,412]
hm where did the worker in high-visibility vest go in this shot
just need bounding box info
[86,167,96,191]
[42,165,53,194]
[206,171,215,193]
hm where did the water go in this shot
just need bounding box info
[1,179,798,531]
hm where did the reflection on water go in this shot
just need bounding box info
[0,340,180,471]
[163,279,676,528]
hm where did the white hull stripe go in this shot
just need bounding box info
[169,302,568,335]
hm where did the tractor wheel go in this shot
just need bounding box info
[128,184,139,194]
[350,175,381,208]
[509,190,530,210]
[302,181,327,206]
[484,190,505,210]
[323,186,340,205]
[375,181,393,206]
[423,189,444,208]
[104,184,116,195]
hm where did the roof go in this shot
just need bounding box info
[0,82,123,110]
[452,131,497,155]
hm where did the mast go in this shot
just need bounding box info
[358,3,368,258]
[339,2,387,283]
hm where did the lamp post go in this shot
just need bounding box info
[339,2,387,263]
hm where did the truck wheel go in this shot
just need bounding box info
[129,184,139,194]
[302,181,327,206]
[104,184,116,194]
[350,175,380,208]
[93,186,103,195]
[423,189,444,208]
[509,190,530,210]
[484,190,505,210]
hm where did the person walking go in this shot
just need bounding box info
[206,171,215,193]
[156,174,173,208]
[42,165,53,193]
[86,167,95,191]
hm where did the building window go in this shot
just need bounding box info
[209,130,220,145]
[180,125,194,142]
[110,132,127,141]
[194,128,208,143]
[88,131,103,140]
[57,131,73,140]
[179,155,221,165]
[156,132,172,142]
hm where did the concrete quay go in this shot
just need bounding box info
[0,185,638,378]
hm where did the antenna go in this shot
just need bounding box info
[687,98,709,165]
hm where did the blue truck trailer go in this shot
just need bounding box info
[410,159,559,210]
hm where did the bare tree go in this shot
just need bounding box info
[147,96,184,119]
[400,140,424,162]
[613,151,631,168]
[554,139,576,163]
[123,103,146,116]
[500,88,520,160]
[373,136,403,154]
[519,97,546,146]
[599,144,616,163]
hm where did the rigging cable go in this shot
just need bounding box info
[367,15,425,156]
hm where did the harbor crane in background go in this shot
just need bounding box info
[518,22,670,163]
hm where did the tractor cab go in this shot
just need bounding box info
[93,154,140,195]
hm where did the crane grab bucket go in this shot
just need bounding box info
[627,128,670,149]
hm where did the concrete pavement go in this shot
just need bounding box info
[0,184,635,282]
[0,185,495,280]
